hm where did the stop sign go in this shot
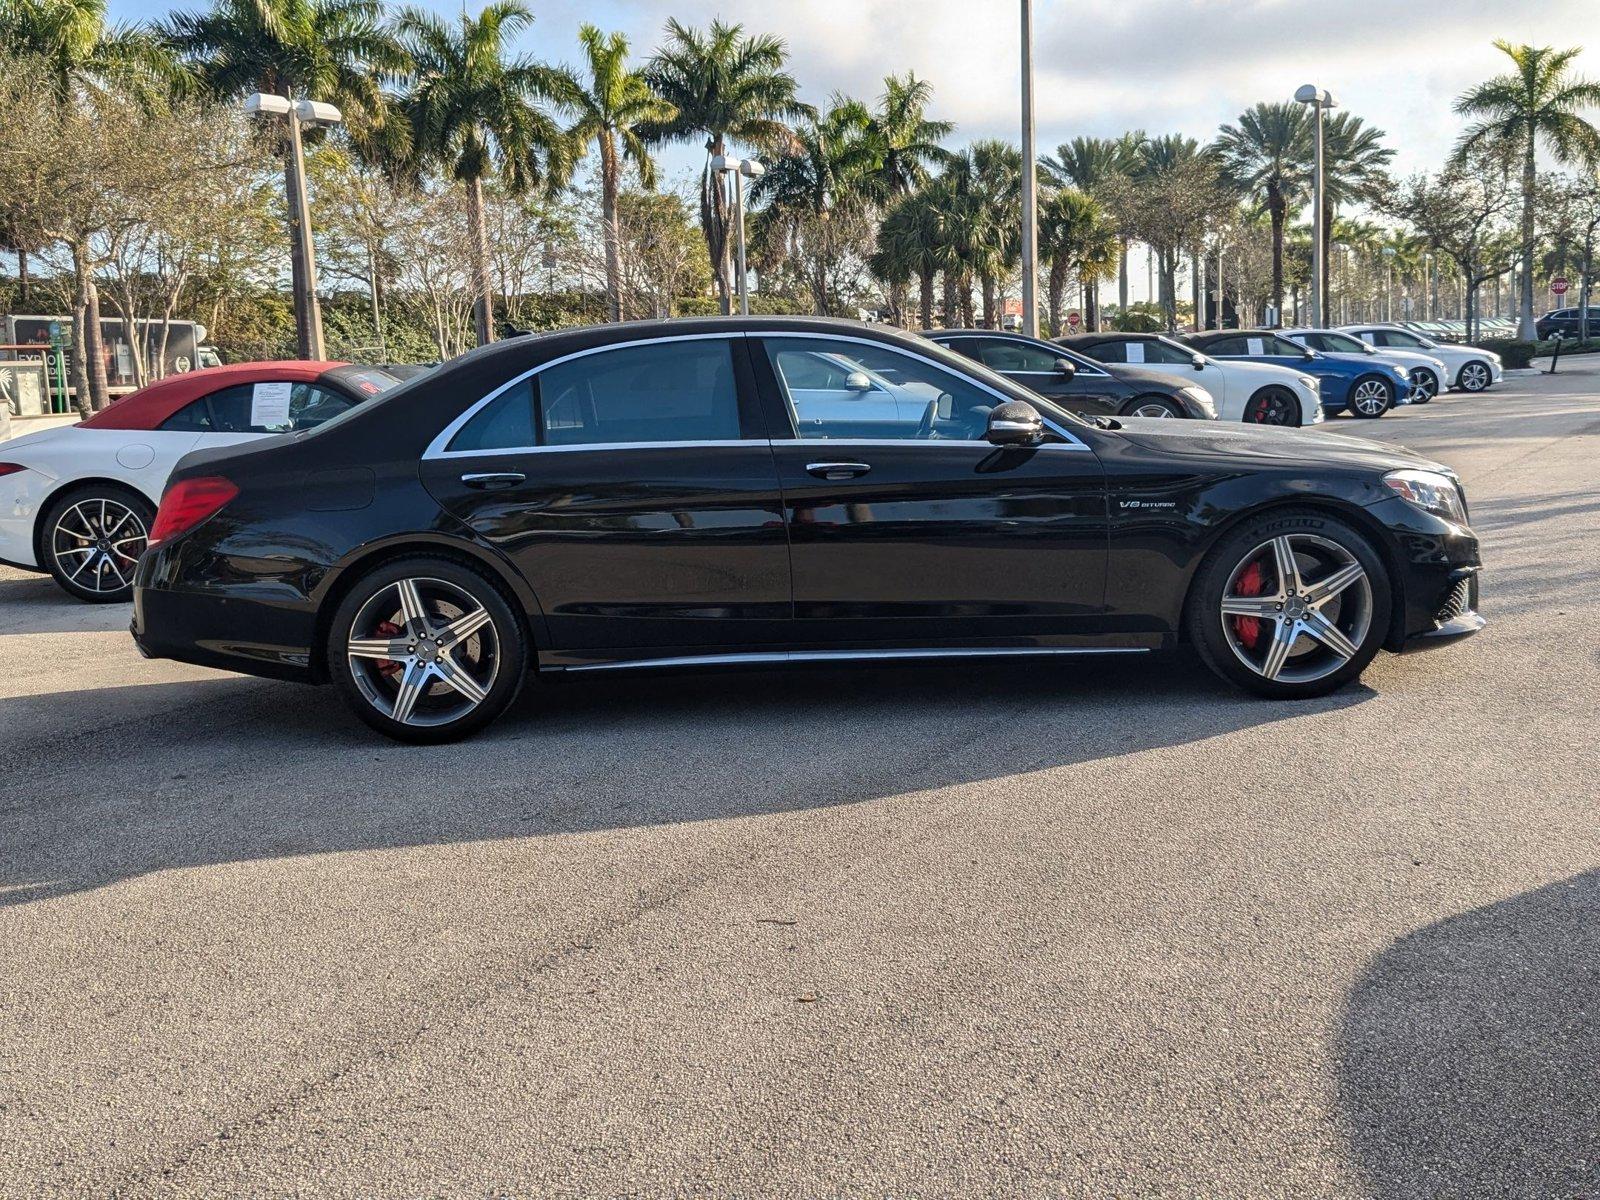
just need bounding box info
[1067,311,1081,328]
[1552,277,1570,295]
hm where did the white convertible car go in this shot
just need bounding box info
[0,361,402,602]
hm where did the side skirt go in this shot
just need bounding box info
[551,645,1156,674]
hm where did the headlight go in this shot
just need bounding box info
[1297,375,1319,393]
[1383,469,1467,523]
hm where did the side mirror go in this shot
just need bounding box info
[1053,357,1077,380]
[1302,349,1317,360]
[844,370,873,392]
[1190,353,1207,370]
[986,400,1044,446]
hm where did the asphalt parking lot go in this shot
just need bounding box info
[3,359,1598,1197]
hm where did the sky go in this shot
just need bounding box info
[105,0,1592,302]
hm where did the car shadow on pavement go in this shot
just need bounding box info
[1337,871,1600,1197]
[0,653,1373,909]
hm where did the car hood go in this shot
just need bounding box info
[1106,416,1450,474]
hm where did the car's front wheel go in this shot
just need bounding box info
[1122,396,1183,419]
[1457,361,1492,392]
[1186,509,1392,699]
[1408,368,1438,404]
[328,556,528,742]
[1244,386,1302,426]
[1347,375,1394,419]
[40,485,154,603]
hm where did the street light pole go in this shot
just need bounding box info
[246,93,341,361]
[1382,246,1396,322]
[713,155,764,316]
[1295,85,1336,328]
[1018,0,1039,337]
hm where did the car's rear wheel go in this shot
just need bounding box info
[1347,375,1394,419]
[1186,509,1391,699]
[328,556,528,743]
[1457,361,1492,392]
[1407,368,1437,404]
[1122,396,1182,419]
[1243,386,1301,426]
[40,485,153,603]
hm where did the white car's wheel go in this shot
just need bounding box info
[1457,361,1492,393]
[40,485,154,604]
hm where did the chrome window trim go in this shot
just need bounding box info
[424,328,1093,458]
[424,331,746,460]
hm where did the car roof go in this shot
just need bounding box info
[78,360,345,430]
[1054,331,1159,343]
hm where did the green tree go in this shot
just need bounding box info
[1317,111,1394,320]
[1,0,174,102]
[1037,187,1115,336]
[861,72,952,201]
[944,140,1022,328]
[1212,101,1309,315]
[872,185,953,327]
[396,0,570,345]
[644,18,812,313]
[1043,132,1144,309]
[548,26,674,322]
[1454,40,1600,338]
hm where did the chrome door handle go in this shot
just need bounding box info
[460,472,526,489]
[806,462,871,480]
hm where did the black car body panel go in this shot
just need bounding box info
[922,329,1214,418]
[132,317,1483,685]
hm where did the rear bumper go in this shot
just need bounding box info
[133,545,319,683]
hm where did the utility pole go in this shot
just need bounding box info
[1295,85,1336,327]
[1018,0,1039,337]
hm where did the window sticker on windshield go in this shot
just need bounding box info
[1246,337,1265,356]
[1126,342,1145,363]
[250,381,292,428]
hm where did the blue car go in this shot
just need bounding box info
[1183,329,1411,419]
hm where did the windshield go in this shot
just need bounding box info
[1321,331,1370,353]
[295,364,409,436]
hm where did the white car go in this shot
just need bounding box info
[1339,324,1504,393]
[1058,332,1324,427]
[1282,327,1449,404]
[0,361,401,602]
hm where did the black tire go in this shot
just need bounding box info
[1243,386,1302,427]
[327,556,528,743]
[1121,395,1183,419]
[1457,360,1492,393]
[1347,374,1394,419]
[39,483,154,604]
[1185,507,1392,700]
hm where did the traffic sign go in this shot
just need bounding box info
[1552,277,1570,295]
[1067,311,1081,328]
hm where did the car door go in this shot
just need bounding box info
[955,335,1119,415]
[752,332,1109,646]
[419,334,792,658]
[1120,338,1230,406]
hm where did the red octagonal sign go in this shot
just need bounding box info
[1552,277,1570,295]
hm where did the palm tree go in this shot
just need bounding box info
[1455,41,1600,338]
[873,186,950,327]
[945,140,1022,327]
[750,99,875,315]
[645,19,812,314]
[1044,133,1143,312]
[1319,111,1394,322]
[395,1,569,345]
[548,26,674,322]
[4,0,176,102]
[862,72,953,201]
[1212,102,1309,316]
[1038,188,1114,336]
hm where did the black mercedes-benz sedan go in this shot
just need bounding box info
[132,317,1484,742]
[921,329,1218,420]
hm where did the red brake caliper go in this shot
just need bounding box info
[373,619,403,676]
[1232,561,1264,649]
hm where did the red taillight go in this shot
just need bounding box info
[149,476,239,547]
[0,463,26,478]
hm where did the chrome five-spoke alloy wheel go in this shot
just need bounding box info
[1130,400,1177,418]
[1218,534,1373,684]
[346,577,500,727]
[52,497,148,595]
